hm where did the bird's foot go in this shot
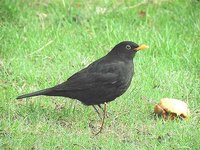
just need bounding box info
[90,103,107,135]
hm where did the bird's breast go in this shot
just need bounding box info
[115,61,134,93]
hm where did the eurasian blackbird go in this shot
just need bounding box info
[17,41,148,133]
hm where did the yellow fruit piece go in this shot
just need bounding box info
[154,98,190,119]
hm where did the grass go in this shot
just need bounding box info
[0,0,200,149]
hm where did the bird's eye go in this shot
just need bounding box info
[126,45,131,50]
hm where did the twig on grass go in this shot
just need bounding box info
[27,40,53,56]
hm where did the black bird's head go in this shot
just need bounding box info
[110,41,148,59]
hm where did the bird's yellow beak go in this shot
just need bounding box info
[134,44,149,51]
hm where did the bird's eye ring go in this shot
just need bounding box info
[126,45,131,50]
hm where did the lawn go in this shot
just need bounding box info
[0,0,200,149]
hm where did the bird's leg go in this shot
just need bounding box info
[92,105,102,119]
[98,104,110,118]
[95,102,107,135]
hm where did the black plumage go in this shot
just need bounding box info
[17,41,148,106]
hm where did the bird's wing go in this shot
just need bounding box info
[53,71,120,91]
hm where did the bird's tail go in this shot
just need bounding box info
[16,88,52,99]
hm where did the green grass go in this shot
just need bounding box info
[1,0,200,149]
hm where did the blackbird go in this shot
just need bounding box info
[17,41,148,133]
